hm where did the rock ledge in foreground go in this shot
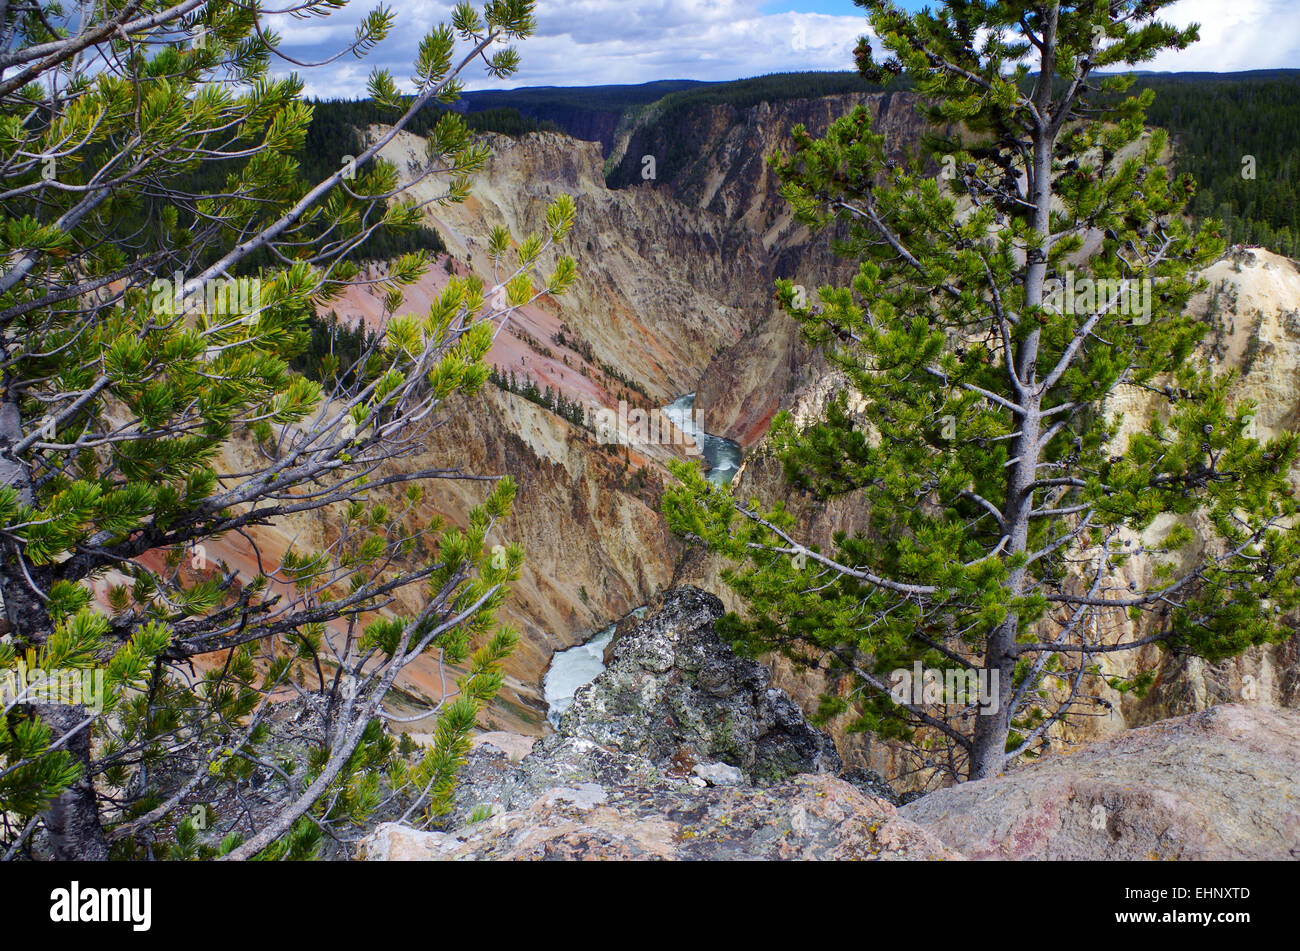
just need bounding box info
[359,774,961,861]
[901,703,1300,860]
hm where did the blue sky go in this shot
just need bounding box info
[274,0,1300,100]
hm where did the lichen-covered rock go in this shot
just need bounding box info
[444,734,684,830]
[440,587,870,835]
[900,704,1300,860]
[360,774,961,861]
[560,586,841,784]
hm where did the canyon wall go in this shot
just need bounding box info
[612,92,931,445]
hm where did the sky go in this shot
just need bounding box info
[274,0,1300,100]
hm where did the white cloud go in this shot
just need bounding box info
[1140,0,1300,72]
[279,1,871,98]
[276,0,1300,101]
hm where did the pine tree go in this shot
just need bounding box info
[666,0,1300,782]
[0,0,577,858]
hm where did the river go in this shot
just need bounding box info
[662,392,742,484]
[543,607,648,727]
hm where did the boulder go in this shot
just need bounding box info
[559,586,841,784]
[901,703,1300,860]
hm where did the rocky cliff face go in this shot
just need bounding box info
[448,587,859,813]
[610,92,931,445]
[373,128,771,403]
[612,92,927,249]
[440,587,905,823]
[406,386,683,730]
[556,586,842,784]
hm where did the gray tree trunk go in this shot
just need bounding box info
[970,30,1058,777]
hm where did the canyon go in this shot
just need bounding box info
[328,89,921,736]
[200,85,1300,789]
